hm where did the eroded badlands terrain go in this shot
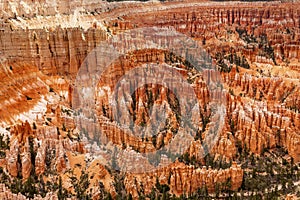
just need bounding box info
[0,0,299,199]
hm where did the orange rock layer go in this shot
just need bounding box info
[124,161,243,198]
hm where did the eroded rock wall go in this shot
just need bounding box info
[124,161,243,198]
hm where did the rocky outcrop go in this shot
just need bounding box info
[0,183,57,200]
[285,194,298,200]
[6,121,33,178]
[124,161,243,198]
[221,69,300,161]
[0,183,28,200]
[55,138,67,173]
[4,116,86,177]
[6,137,19,178]
[91,46,299,162]
[21,139,31,180]
[1,2,299,79]
[35,141,46,175]
[110,2,300,65]
[0,26,107,77]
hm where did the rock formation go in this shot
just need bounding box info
[124,161,243,198]
[0,183,57,200]
[0,0,299,199]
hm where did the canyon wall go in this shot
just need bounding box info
[0,25,107,77]
[101,1,300,162]
[111,2,300,64]
[124,161,243,198]
[223,69,300,161]
[1,2,300,77]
